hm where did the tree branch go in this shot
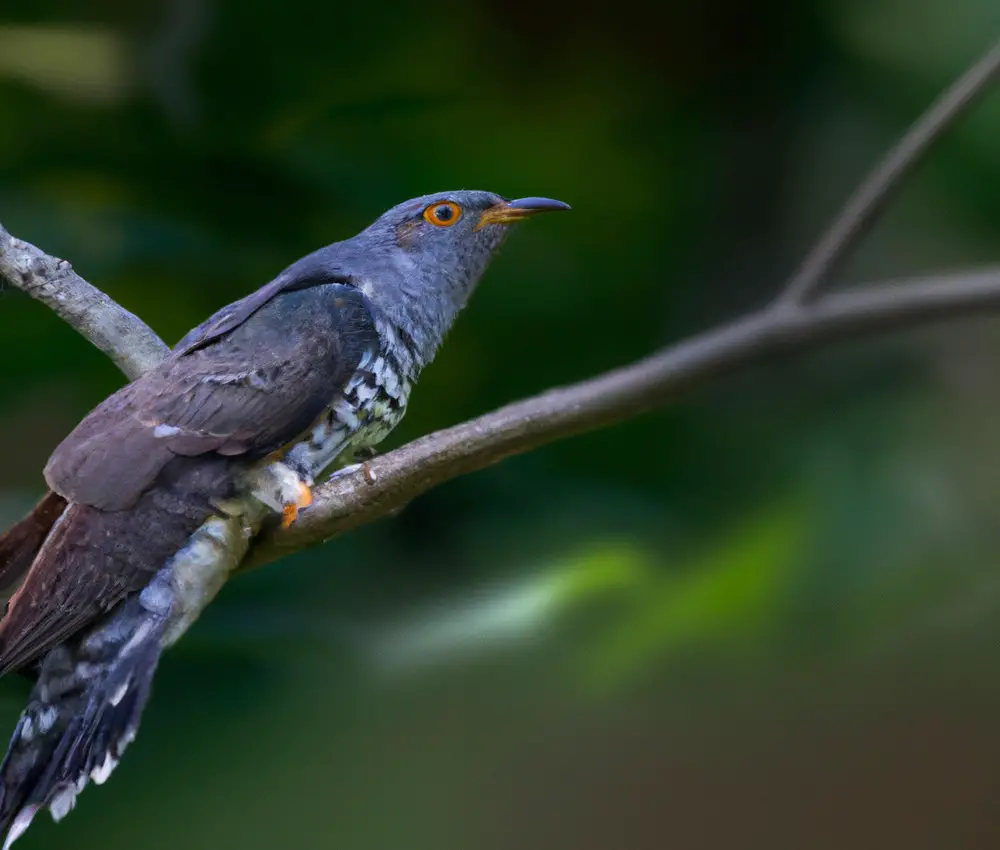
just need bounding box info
[0,222,169,380]
[244,265,1000,570]
[779,36,1000,307]
[5,39,1000,579]
[8,230,1000,575]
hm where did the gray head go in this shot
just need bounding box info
[283,190,570,367]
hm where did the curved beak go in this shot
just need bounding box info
[475,196,571,229]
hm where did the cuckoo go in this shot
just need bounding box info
[0,190,569,846]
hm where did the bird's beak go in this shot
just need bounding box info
[475,196,571,230]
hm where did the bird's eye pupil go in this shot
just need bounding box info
[435,205,453,221]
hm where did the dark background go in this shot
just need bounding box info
[3,2,1000,848]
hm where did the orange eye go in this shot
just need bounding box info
[423,201,462,227]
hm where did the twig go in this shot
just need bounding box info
[244,265,1000,570]
[0,222,169,380]
[779,37,1000,307]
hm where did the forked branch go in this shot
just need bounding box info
[3,36,1000,573]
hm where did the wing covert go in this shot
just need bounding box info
[45,283,378,511]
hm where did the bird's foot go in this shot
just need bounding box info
[325,462,363,482]
[246,461,314,528]
[323,448,379,483]
[281,480,313,529]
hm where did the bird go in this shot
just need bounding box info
[0,190,569,846]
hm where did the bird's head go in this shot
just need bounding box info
[371,189,569,262]
[340,189,570,363]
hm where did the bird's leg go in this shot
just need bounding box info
[244,460,314,529]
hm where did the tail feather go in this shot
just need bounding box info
[0,459,247,846]
[0,589,171,847]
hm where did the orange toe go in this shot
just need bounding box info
[281,482,312,528]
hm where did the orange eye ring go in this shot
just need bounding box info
[423,201,462,227]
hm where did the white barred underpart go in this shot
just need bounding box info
[165,343,414,647]
[284,348,412,477]
[176,340,414,607]
[164,331,415,649]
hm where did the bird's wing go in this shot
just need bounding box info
[45,283,378,511]
[0,459,234,674]
[0,284,378,672]
[0,492,67,599]
[172,254,350,356]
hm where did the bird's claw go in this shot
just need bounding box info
[280,480,313,529]
[247,461,314,528]
[326,462,362,482]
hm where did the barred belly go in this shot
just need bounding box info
[148,336,417,652]
[283,348,413,480]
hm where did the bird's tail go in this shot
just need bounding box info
[0,588,171,849]
[0,456,247,848]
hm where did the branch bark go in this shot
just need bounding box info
[3,39,1000,577]
[246,265,1000,569]
[0,225,168,379]
[779,36,1000,306]
[5,212,1000,571]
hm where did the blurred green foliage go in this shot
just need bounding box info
[585,505,809,690]
[4,1,1000,848]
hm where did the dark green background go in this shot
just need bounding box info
[3,2,1000,848]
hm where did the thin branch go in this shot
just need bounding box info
[6,216,1000,576]
[244,265,1000,570]
[0,222,169,380]
[779,37,1000,307]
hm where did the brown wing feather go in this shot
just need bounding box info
[44,285,373,511]
[0,456,236,673]
[0,492,68,596]
[0,284,378,671]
